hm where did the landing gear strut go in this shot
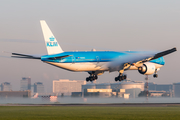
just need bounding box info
[115,63,130,82]
[115,73,127,82]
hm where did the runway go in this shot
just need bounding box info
[1,103,180,107]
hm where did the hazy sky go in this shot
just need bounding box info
[0,0,180,92]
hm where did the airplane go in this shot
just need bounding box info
[11,20,177,82]
[31,93,39,99]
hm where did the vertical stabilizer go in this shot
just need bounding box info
[40,20,63,55]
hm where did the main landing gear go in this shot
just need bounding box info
[115,73,127,82]
[115,63,130,82]
[86,75,98,82]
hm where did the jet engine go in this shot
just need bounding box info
[138,63,156,75]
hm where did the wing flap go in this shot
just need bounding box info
[47,55,72,60]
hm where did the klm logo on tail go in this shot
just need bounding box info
[46,36,58,47]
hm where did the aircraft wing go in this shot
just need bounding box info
[132,47,177,67]
[108,47,177,72]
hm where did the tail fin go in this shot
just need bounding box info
[40,20,64,55]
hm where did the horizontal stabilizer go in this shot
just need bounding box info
[11,56,40,59]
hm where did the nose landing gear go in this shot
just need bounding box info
[153,74,158,78]
[153,69,158,78]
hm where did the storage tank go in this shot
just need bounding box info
[121,81,144,91]
[126,88,142,98]
[110,80,144,91]
[173,83,180,97]
[95,83,111,89]
[110,82,122,90]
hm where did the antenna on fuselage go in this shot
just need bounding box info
[91,49,96,51]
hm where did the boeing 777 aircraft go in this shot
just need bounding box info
[11,20,177,82]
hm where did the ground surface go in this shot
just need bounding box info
[0,106,180,120]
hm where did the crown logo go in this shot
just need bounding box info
[49,36,55,41]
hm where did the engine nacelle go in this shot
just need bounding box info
[138,63,156,75]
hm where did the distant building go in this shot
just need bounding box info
[147,82,172,92]
[1,82,12,91]
[34,82,44,94]
[149,90,167,97]
[84,89,112,97]
[0,91,31,98]
[173,83,180,97]
[20,77,31,91]
[53,79,86,96]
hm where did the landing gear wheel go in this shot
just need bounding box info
[124,75,127,79]
[153,74,158,78]
[86,71,99,82]
[95,75,98,80]
[115,77,119,82]
[86,77,90,82]
[115,74,127,82]
[119,76,122,81]
[89,76,93,81]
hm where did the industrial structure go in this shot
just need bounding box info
[20,77,31,91]
[0,90,31,98]
[81,80,144,98]
[148,82,173,92]
[173,83,180,97]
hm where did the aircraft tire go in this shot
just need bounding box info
[115,77,118,81]
[124,75,127,79]
[89,76,93,81]
[153,74,158,78]
[86,77,90,81]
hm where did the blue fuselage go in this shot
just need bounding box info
[41,51,165,65]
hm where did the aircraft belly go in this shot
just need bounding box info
[46,62,108,71]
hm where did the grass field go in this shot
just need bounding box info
[0,106,180,120]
